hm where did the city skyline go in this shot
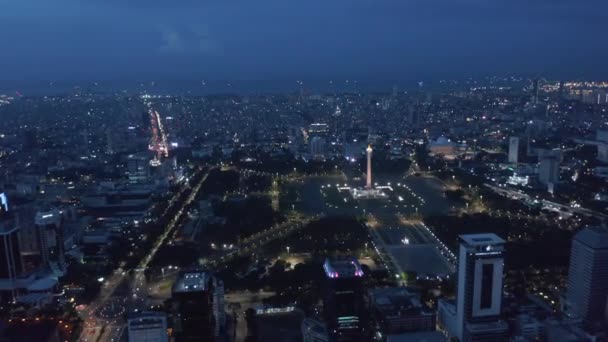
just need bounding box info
[3,1,608,341]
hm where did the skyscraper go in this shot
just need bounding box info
[440,234,508,341]
[34,210,65,274]
[322,257,367,341]
[563,226,608,327]
[127,154,151,184]
[532,79,539,104]
[538,155,559,187]
[508,137,519,164]
[0,225,24,302]
[171,270,225,341]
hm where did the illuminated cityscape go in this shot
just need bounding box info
[2,1,608,341]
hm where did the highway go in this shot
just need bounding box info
[78,168,212,342]
[485,183,608,220]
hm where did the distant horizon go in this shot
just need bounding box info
[0,74,598,96]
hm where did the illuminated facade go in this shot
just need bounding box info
[439,234,508,341]
[322,257,367,341]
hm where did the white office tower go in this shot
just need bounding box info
[127,311,168,342]
[508,137,519,164]
[445,234,508,342]
[563,226,608,327]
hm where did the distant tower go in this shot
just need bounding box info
[332,105,342,137]
[366,145,373,189]
[333,105,341,118]
[532,79,540,104]
[538,155,559,188]
[508,137,519,164]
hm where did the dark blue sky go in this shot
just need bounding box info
[1,0,607,83]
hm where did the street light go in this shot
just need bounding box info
[286,246,290,255]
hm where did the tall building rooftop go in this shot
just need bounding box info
[34,209,61,226]
[574,226,608,249]
[459,233,505,247]
[323,257,363,279]
[173,271,211,293]
[369,287,434,318]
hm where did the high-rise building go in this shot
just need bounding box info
[171,270,225,341]
[532,79,540,104]
[456,234,507,342]
[322,257,367,341]
[598,143,608,163]
[127,154,151,184]
[0,194,29,302]
[563,226,608,327]
[538,156,559,187]
[309,136,326,159]
[127,311,168,342]
[34,210,65,274]
[14,205,40,273]
[440,234,508,341]
[407,104,420,128]
[368,287,436,335]
[508,137,519,164]
[0,193,23,302]
[0,225,24,302]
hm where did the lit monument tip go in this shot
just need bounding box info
[366,145,373,189]
[350,144,386,199]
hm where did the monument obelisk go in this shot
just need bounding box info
[366,145,373,189]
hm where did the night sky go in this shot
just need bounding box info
[1,0,608,83]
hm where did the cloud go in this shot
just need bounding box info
[159,28,184,53]
[158,24,221,55]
